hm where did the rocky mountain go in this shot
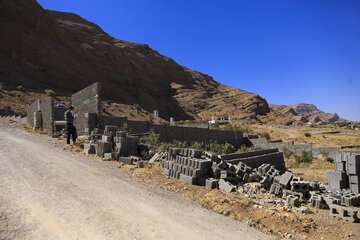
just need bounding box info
[270,103,341,123]
[0,0,270,121]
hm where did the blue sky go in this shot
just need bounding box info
[38,0,360,121]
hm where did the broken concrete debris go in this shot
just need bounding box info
[161,147,360,222]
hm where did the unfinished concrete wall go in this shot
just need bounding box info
[54,107,67,121]
[71,82,101,134]
[71,82,101,114]
[27,99,41,127]
[102,116,127,128]
[40,98,54,134]
[127,120,149,133]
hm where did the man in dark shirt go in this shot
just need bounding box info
[64,106,77,144]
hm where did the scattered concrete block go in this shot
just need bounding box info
[205,151,218,162]
[218,179,236,193]
[330,204,359,223]
[341,192,360,207]
[260,176,272,190]
[103,152,113,160]
[118,157,133,165]
[286,195,299,207]
[217,161,228,170]
[296,206,309,214]
[205,178,219,189]
[269,183,282,196]
[279,171,293,188]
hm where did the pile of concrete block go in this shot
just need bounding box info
[326,152,360,193]
[83,125,139,161]
[161,148,212,185]
[160,148,360,222]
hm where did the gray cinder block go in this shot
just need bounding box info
[286,195,299,207]
[218,179,236,193]
[205,178,219,189]
[279,171,293,188]
[347,155,360,175]
[118,157,133,165]
[330,204,359,223]
[325,170,348,190]
[179,173,198,185]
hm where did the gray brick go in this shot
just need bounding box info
[218,179,236,193]
[179,173,198,185]
[118,157,133,165]
[330,204,359,222]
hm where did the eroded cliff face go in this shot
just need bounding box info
[0,0,270,121]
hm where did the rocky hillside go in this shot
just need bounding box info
[0,0,270,121]
[270,103,341,123]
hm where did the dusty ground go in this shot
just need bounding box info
[0,124,273,240]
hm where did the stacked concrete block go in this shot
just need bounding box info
[161,148,212,186]
[218,179,236,193]
[83,143,96,154]
[327,153,360,193]
[96,141,112,158]
[325,170,348,190]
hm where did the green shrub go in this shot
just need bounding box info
[118,122,133,134]
[319,150,329,157]
[223,124,233,130]
[190,142,206,152]
[238,144,247,152]
[44,89,56,97]
[210,123,219,129]
[16,85,24,91]
[222,142,235,154]
[304,133,311,137]
[295,150,313,164]
[282,147,293,160]
[145,129,161,146]
[260,132,270,140]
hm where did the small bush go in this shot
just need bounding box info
[260,132,270,140]
[304,133,311,137]
[295,150,313,164]
[210,123,220,129]
[145,129,161,146]
[118,122,133,134]
[238,144,247,152]
[319,150,329,157]
[16,85,24,91]
[222,142,235,154]
[44,89,56,97]
[282,147,293,160]
[223,124,233,130]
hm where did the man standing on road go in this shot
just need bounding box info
[64,106,77,145]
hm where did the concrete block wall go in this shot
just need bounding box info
[40,98,54,134]
[27,99,41,127]
[224,151,286,172]
[71,82,101,114]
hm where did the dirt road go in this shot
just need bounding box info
[0,125,274,240]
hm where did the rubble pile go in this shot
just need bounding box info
[161,147,360,222]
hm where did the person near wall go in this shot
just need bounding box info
[64,106,77,145]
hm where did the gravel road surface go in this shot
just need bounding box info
[0,125,274,240]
